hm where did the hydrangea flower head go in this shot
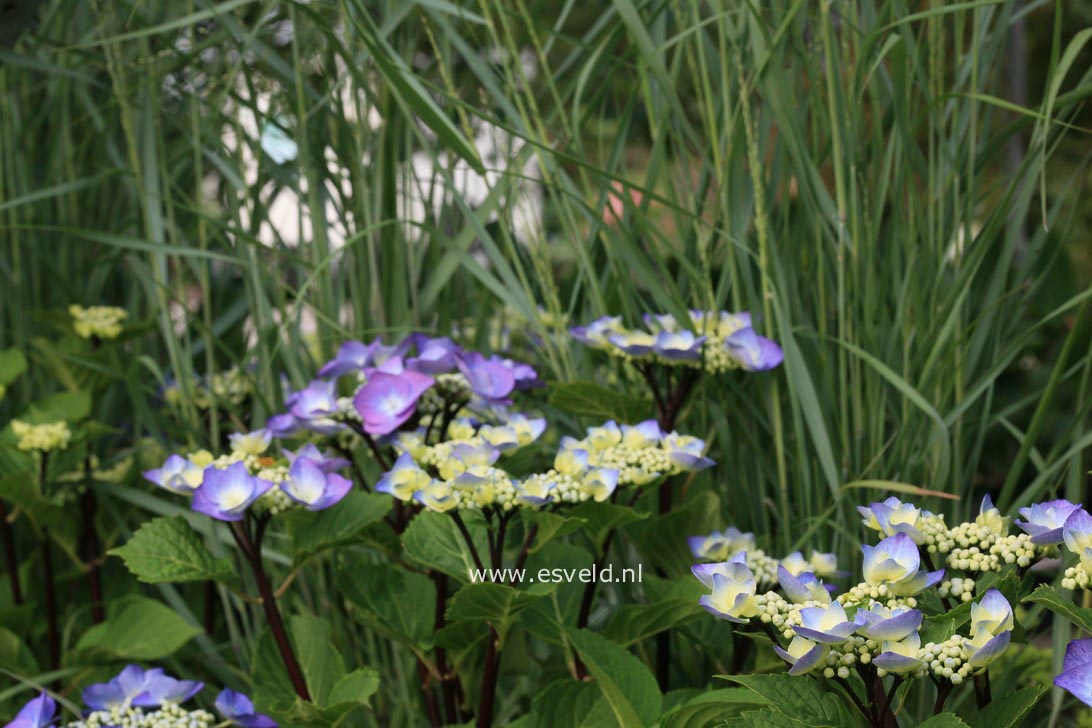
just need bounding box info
[229,429,272,456]
[873,632,923,674]
[289,379,345,435]
[317,339,376,378]
[1015,499,1082,545]
[144,454,205,494]
[1054,638,1092,708]
[697,553,758,623]
[215,689,277,728]
[282,443,350,473]
[969,589,1014,636]
[858,497,928,544]
[793,601,856,644]
[1063,508,1092,555]
[772,636,827,676]
[375,452,433,501]
[961,627,1010,670]
[687,527,755,562]
[975,494,1009,536]
[353,370,434,435]
[722,327,784,371]
[191,462,273,521]
[861,533,943,595]
[569,316,623,349]
[281,456,352,511]
[405,335,460,374]
[854,604,922,642]
[7,692,55,728]
[777,565,831,605]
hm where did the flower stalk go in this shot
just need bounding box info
[230,517,312,702]
[0,501,22,605]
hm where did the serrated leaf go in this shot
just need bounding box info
[569,500,647,550]
[1023,584,1092,633]
[253,614,378,726]
[109,515,234,584]
[337,557,436,648]
[285,491,391,563]
[722,674,862,728]
[967,685,1044,728]
[524,679,614,728]
[660,688,767,728]
[446,581,554,646]
[522,509,585,554]
[567,628,662,727]
[602,598,704,646]
[548,381,652,423]
[402,509,489,581]
[74,595,201,661]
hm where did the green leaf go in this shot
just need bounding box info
[1023,584,1092,632]
[721,674,862,728]
[566,628,661,727]
[524,679,615,728]
[0,626,38,673]
[402,510,489,581]
[446,581,554,646]
[660,688,767,728]
[285,491,392,563]
[337,557,436,648]
[602,598,704,647]
[22,390,92,425]
[74,595,201,660]
[626,491,720,576]
[0,472,81,562]
[569,500,647,550]
[917,715,971,728]
[108,516,235,584]
[548,381,652,423]
[522,509,586,554]
[252,614,378,726]
[0,348,27,386]
[967,686,1044,728]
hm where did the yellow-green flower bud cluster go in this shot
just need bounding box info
[944,528,1037,572]
[11,419,72,452]
[255,463,293,515]
[165,366,252,410]
[69,304,128,340]
[1062,564,1092,591]
[921,637,975,685]
[65,702,215,728]
[937,577,976,602]
[745,549,782,586]
[560,421,712,487]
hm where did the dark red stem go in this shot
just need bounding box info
[232,519,312,702]
[41,533,59,671]
[0,502,22,605]
[81,488,104,624]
